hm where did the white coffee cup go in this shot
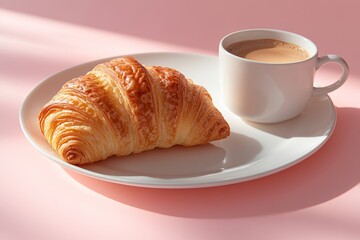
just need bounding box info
[219,29,349,123]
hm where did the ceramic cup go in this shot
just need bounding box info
[219,29,349,123]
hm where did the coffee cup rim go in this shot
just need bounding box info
[219,28,318,65]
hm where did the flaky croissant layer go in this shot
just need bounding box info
[39,57,230,165]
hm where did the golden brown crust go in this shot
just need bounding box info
[38,56,230,165]
[146,66,185,148]
[104,58,158,153]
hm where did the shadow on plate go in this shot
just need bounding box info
[82,144,227,179]
[81,132,261,178]
[65,107,360,219]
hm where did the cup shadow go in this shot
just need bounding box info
[245,95,335,138]
[65,107,360,219]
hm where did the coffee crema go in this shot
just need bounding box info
[226,39,309,63]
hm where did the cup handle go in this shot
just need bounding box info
[313,54,349,96]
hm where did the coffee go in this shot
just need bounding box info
[226,39,309,63]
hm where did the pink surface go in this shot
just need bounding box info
[1,0,360,239]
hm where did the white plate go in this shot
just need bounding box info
[19,52,336,188]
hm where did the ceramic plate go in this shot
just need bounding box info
[19,52,336,188]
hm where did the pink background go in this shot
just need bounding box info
[1,0,360,239]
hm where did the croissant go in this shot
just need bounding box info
[39,56,230,165]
